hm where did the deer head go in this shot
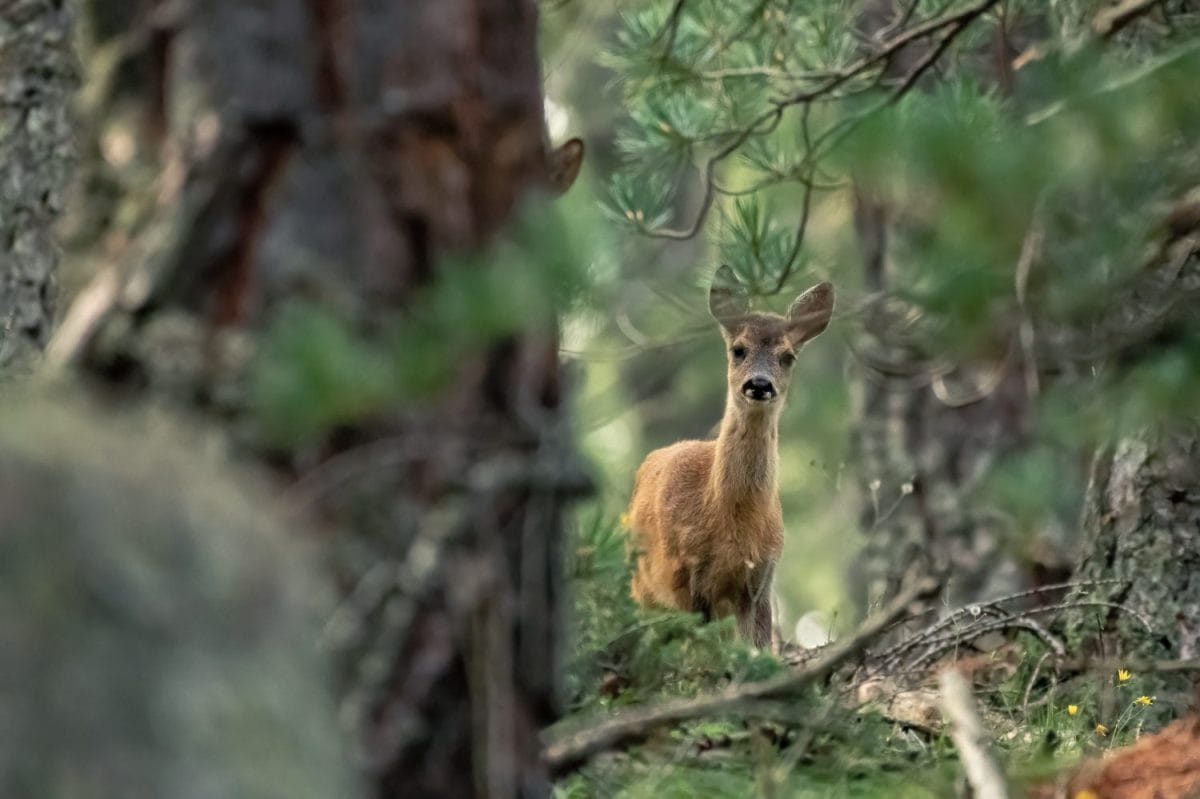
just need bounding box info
[709,265,834,408]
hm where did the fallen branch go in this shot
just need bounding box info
[540,576,939,775]
[939,668,1009,799]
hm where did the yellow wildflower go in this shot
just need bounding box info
[1095,723,1109,736]
[619,513,630,528]
[1066,704,1079,716]
[1075,791,1100,799]
[1117,669,1132,682]
[1134,695,1154,706]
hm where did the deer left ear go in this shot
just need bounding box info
[709,265,751,332]
[787,281,834,345]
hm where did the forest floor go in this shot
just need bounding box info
[549,513,1199,799]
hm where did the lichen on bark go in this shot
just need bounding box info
[0,0,76,373]
[1070,428,1200,661]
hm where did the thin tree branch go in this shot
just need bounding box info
[540,576,939,775]
[656,0,688,59]
[1054,656,1200,675]
[888,19,966,103]
[774,0,1001,107]
[771,172,815,295]
[1092,0,1164,39]
[640,108,784,240]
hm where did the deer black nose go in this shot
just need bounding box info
[742,377,776,401]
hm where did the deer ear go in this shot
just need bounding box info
[787,281,834,345]
[709,265,750,331]
[547,137,584,195]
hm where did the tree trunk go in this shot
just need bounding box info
[845,5,1037,612]
[55,1,583,796]
[1070,428,1200,661]
[0,0,75,374]
[849,192,1032,611]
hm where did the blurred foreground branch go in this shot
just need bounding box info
[938,669,1008,799]
[1092,0,1165,39]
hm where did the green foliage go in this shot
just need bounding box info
[253,198,593,446]
[0,393,359,799]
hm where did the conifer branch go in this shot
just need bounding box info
[640,0,1002,240]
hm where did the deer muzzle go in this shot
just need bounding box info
[742,377,777,402]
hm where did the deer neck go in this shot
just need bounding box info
[711,396,780,506]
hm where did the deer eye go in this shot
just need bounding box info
[780,352,796,367]
[730,345,747,361]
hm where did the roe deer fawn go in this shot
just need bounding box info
[626,266,834,648]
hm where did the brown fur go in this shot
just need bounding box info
[627,268,834,648]
[1030,714,1200,799]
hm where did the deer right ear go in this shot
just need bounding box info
[786,281,834,345]
[709,265,750,331]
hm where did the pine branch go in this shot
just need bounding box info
[639,0,1002,240]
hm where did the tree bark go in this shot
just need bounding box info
[1070,428,1200,661]
[849,194,1032,612]
[846,5,1037,612]
[56,1,583,796]
[0,0,75,374]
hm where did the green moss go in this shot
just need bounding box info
[0,393,361,799]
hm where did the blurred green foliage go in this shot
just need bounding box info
[253,199,595,446]
[0,394,359,799]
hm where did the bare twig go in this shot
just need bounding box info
[656,0,688,59]
[1021,651,1053,717]
[1053,656,1200,675]
[873,579,1118,667]
[891,599,1150,672]
[1092,0,1164,39]
[779,0,1001,104]
[642,108,784,240]
[770,168,815,294]
[1014,216,1044,399]
[887,19,965,102]
[540,577,939,774]
[939,669,1009,799]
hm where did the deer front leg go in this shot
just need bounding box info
[749,561,776,651]
[687,564,713,622]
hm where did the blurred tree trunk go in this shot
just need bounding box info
[1069,429,1200,660]
[848,2,1034,610]
[55,1,583,796]
[849,195,1032,611]
[0,0,75,374]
